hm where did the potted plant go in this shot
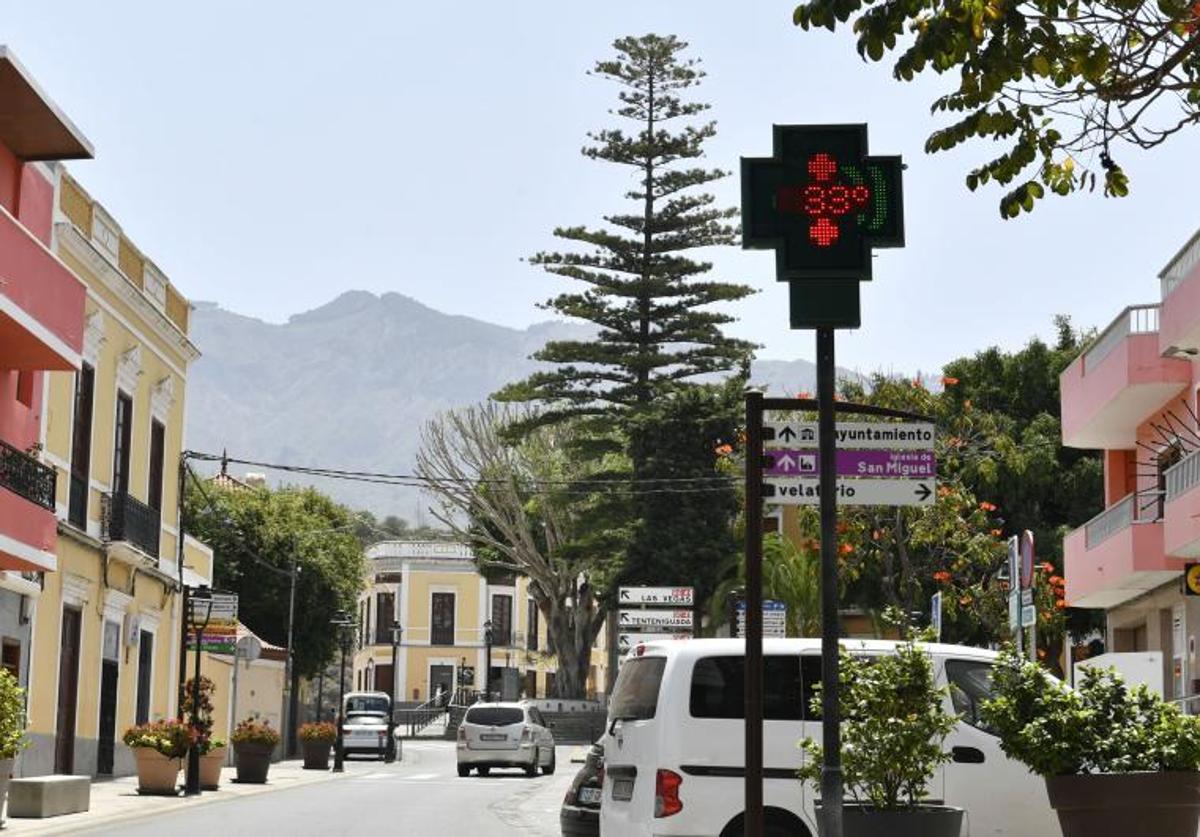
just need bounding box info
[231,718,280,784]
[122,719,192,795]
[298,722,336,770]
[982,645,1200,837]
[182,675,226,790]
[797,631,964,837]
[0,669,27,827]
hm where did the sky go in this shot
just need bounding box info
[4,1,1195,377]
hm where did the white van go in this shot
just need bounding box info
[599,638,1058,837]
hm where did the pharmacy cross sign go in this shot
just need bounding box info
[741,124,904,329]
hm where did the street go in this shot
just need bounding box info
[78,743,575,837]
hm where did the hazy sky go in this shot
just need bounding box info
[6,1,1194,376]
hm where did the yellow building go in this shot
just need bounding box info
[19,171,214,778]
[351,540,608,705]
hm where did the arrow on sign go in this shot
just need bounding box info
[915,483,932,502]
[777,453,797,472]
[778,426,797,442]
[620,590,630,600]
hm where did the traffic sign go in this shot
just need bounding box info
[1008,590,1021,631]
[1021,605,1037,629]
[618,633,691,652]
[1007,536,1020,588]
[764,477,934,506]
[1020,530,1035,590]
[618,609,694,630]
[931,592,942,643]
[736,601,787,639]
[1020,588,1034,607]
[619,587,695,607]
[764,421,934,451]
[765,449,935,479]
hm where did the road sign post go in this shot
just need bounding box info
[742,124,905,837]
[931,592,942,643]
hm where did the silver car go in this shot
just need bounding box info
[456,702,556,777]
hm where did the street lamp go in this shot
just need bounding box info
[483,619,494,701]
[330,609,355,773]
[184,585,214,795]
[386,620,401,763]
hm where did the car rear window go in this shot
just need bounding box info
[689,655,803,720]
[609,656,666,721]
[465,707,524,726]
[346,695,390,713]
[346,712,385,724]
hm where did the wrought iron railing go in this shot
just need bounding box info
[1166,449,1200,502]
[68,472,87,528]
[1082,305,1160,373]
[102,490,161,558]
[1083,490,1164,548]
[0,439,55,511]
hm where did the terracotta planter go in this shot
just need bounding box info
[816,804,963,837]
[132,748,182,795]
[1046,772,1200,837]
[200,746,226,790]
[302,740,332,770]
[233,741,274,784]
[0,757,12,827]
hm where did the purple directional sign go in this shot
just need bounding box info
[766,449,935,479]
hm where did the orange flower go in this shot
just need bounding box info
[942,376,960,386]
[938,486,952,497]
[1049,575,1064,586]
[979,501,997,512]
[872,529,882,541]
[990,529,1003,537]
[959,595,973,606]
[1055,599,1067,609]
[1039,562,1055,573]
[714,443,733,457]
[932,570,952,583]
[840,543,854,555]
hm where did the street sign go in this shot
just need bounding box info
[618,632,692,652]
[1008,590,1021,632]
[764,477,934,506]
[764,421,935,451]
[618,609,694,630]
[736,601,787,639]
[1020,588,1034,607]
[765,449,935,479]
[187,592,239,653]
[1020,530,1035,590]
[1007,536,1020,589]
[931,592,942,643]
[1021,605,1037,629]
[618,586,695,606]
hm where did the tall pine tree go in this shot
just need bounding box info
[495,34,754,432]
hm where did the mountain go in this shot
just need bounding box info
[184,291,843,516]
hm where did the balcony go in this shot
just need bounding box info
[0,439,57,571]
[1159,231,1200,360]
[102,491,161,559]
[1060,305,1191,449]
[1065,491,1177,608]
[1164,449,1200,557]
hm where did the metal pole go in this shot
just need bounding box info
[386,624,400,762]
[185,596,212,796]
[333,637,347,772]
[484,623,493,702]
[229,647,240,767]
[817,327,844,837]
[282,556,298,757]
[743,390,764,837]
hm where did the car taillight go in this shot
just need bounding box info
[655,769,683,818]
[457,726,466,742]
[597,765,605,788]
[521,728,531,743]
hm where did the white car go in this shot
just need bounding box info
[456,701,556,777]
[341,690,395,760]
[599,638,1059,837]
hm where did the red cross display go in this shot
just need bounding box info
[775,153,871,248]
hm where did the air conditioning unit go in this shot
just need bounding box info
[124,613,141,647]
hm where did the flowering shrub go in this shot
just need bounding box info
[122,719,193,758]
[0,669,27,759]
[231,718,281,747]
[298,722,337,743]
[182,675,219,754]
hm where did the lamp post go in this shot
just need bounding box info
[483,619,494,701]
[386,621,401,763]
[184,585,214,795]
[330,609,354,773]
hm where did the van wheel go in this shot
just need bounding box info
[720,809,811,837]
[457,765,470,778]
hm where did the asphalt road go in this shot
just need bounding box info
[83,741,575,837]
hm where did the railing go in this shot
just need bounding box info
[68,472,87,528]
[1162,232,1200,299]
[102,491,161,558]
[1083,490,1164,548]
[1166,449,1200,501]
[0,439,56,511]
[1082,304,1160,373]
[396,696,449,737]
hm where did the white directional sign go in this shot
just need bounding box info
[765,421,935,450]
[764,477,935,507]
[736,600,787,639]
[618,632,691,651]
[619,586,695,607]
[618,609,694,630]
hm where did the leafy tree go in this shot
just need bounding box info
[792,0,1200,215]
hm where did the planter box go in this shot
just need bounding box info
[131,749,181,796]
[200,746,226,790]
[233,742,274,784]
[0,757,10,827]
[817,804,963,837]
[1046,772,1200,837]
[302,740,331,770]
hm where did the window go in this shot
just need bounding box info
[112,391,132,495]
[609,656,667,721]
[135,630,153,724]
[945,659,996,733]
[15,371,33,407]
[491,594,513,645]
[527,600,539,651]
[68,364,95,527]
[689,655,804,721]
[147,420,165,512]
[1,639,19,679]
[375,592,395,642]
[464,706,523,726]
[431,593,455,646]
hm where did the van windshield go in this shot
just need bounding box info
[609,656,666,721]
[345,695,390,713]
[465,707,524,726]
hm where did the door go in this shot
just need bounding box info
[941,657,1058,836]
[54,607,82,775]
[430,665,454,705]
[136,630,153,724]
[97,621,120,774]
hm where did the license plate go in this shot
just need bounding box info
[578,786,602,805]
[611,778,634,801]
[480,734,507,741]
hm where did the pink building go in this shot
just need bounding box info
[0,48,92,578]
[1061,228,1200,699]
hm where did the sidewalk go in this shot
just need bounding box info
[1,759,359,835]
